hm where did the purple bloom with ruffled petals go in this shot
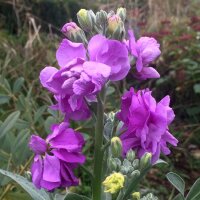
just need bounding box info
[117,88,178,163]
[128,30,161,80]
[29,122,85,191]
[40,33,129,120]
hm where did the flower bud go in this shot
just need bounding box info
[103,172,125,194]
[96,10,108,29]
[61,22,87,43]
[117,7,127,22]
[140,152,152,170]
[108,157,118,171]
[126,149,135,162]
[131,170,140,178]
[77,9,95,32]
[111,137,122,157]
[107,14,125,40]
[132,192,140,200]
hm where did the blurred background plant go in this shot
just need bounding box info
[0,0,199,199]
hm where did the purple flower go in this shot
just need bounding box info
[128,30,161,80]
[29,122,85,191]
[40,34,129,120]
[117,88,178,163]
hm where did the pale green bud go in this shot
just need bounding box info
[131,170,140,177]
[132,192,140,200]
[111,137,122,158]
[96,10,108,28]
[108,157,117,171]
[140,153,152,170]
[126,149,136,162]
[77,9,95,32]
[117,7,127,22]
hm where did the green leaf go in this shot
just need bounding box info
[166,172,185,196]
[34,105,47,123]
[64,193,91,200]
[186,178,200,200]
[13,77,25,93]
[0,94,10,104]
[0,111,20,139]
[173,193,185,200]
[154,159,168,166]
[0,169,50,200]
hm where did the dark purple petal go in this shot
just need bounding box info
[29,135,47,154]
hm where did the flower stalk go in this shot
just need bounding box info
[92,88,106,200]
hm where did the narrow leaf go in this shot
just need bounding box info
[13,77,24,93]
[166,172,185,196]
[186,178,200,200]
[64,193,91,200]
[0,111,20,138]
[173,193,185,200]
[0,169,50,200]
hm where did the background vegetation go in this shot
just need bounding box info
[0,0,200,199]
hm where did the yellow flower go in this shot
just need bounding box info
[103,172,125,194]
[132,192,140,200]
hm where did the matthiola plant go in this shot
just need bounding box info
[5,7,199,200]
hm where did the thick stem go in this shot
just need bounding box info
[92,89,105,200]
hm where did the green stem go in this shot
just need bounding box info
[92,89,105,200]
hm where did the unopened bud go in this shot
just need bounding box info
[96,10,108,29]
[131,170,140,178]
[107,14,125,40]
[111,137,122,158]
[61,22,87,43]
[77,9,95,32]
[126,149,135,162]
[132,192,140,200]
[140,152,152,170]
[117,7,127,22]
[108,158,117,171]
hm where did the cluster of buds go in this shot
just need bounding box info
[140,193,158,200]
[61,7,127,43]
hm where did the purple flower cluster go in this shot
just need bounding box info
[29,16,177,191]
[40,34,129,121]
[29,122,85,190]
[117,88,178,163]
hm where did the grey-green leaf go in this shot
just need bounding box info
[0,111,20,138]
[166,172,185,196]
[64,193,91,200]
[13,77,25,93]
[186,178,200,200]
[173,193,185,200]
[0,169,50,200]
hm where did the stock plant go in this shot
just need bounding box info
[0,7,199,200]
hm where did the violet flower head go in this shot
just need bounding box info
[117,88,178,163]
[29,122,85,191]
[40,34,130,120]
[128,30,161,80]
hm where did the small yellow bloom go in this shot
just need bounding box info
[77,9,87,19]
[132,192,140,200]
[103,172,125,194]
